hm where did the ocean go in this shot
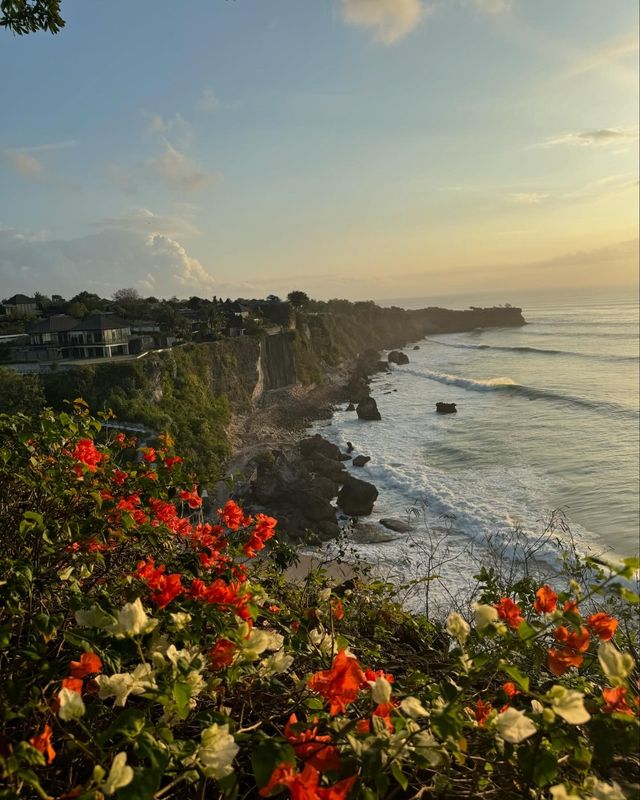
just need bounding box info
[310,291,639,608]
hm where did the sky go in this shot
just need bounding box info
[0,0,638,302]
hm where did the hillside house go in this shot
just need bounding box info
[20,313,132,361]
[2,294,41,318]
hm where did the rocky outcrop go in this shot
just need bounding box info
[300,434,342,462]
[436,402,457,414]
[345,403,355,411]
[352,455,370,467]
[380,518,413,533]
[388,350,409,365]
[337,476,378,516]
[356,397,381,421]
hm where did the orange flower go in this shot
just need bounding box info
[209,639,237,669]
[363,668,394,684]
[62,677,84,694]
[547,647,584,676]
[330,598,344,621]
[180,485,202,510]
[474,699,493,726]
[533,584,558,614]
[553,625,590,653]
[141,447,156,463]
[587,612,618,641]
[72,438,102,472]
[602,687,636,716]
[218,499,252,530]
[495,598,524,629]
[308,650,365,716]
[284,714,341,771]
[69,652,103,679]
[259,762,356,799]
[563,599,580,615]
[29,724,55,764]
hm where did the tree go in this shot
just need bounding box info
[112,288,141,304]
[0,368,45,414]
[287,290,310,309]
[1,0,64,34]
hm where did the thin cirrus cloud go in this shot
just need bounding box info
[145,141,213,193]
[4,150,44,177]
[340,0,431,44]
[539,127,639,148]
[509,192,549,205]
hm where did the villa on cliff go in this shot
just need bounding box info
[21,313,132,361]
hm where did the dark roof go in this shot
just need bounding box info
[6,294,36,304]
[73,313,131,331]
[28,315,79,334]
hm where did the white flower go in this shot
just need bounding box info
[96,664,156,707]
[473,603,498,630]
[103,752,134,795]
[58,687,85,721]
[598,642,635,686]
[545,686,590,725]
[319,587,332,602]
[371,676,392,705]
[530,699,544,714]
[259,650,294,677]
[584,777,627,800]
[446,612,470,645]
[495,707,537,744]
[550,785,581,800]
[169,612,192,630]
[107,598,157,638]
[198,723,239,779]
[400,696,429,718]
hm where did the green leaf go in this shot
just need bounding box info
[172,682,192,719]
[500,663,530,693]
[391,762,409,791]
[251,740,296,789]
[517,620,537,642]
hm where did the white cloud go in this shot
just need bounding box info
[469,0,513,12]
[540,127,639,148]
[0,223,223,298]
[564,33,639,80]
[4,151,44,177]
[12,139,77,154]
[341,0,430,44]
[199,88,220,113]
[94,208,201,239]
[509,192,548,205]
[146,141,213,192]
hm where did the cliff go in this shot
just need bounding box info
[39,304,524,480]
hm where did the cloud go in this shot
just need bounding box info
[540,127,639,148]
[12,139,77,154]
[469,0,513,13]
[0,222,226,298]
[199,88,220,112]
[145,141,213,192]
[341,0,430,44]
[509,192,548,205]
[4,151,44,177]
[94,208,202,239]
[564,33,639,79]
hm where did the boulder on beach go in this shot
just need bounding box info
[346,441,354,453]
[352,454,371,467]
[345,403,356,411]
[379,518,413,533]
[300,434,342,461]
[356,397,381,421]
[436,402,457,414]
[413,345,420,350]
[388,350,410,365]
[337,476,378,516]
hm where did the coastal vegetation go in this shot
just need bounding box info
[0,403,637,799]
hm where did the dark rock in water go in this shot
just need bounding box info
[380,518,413,533]
[300,434,342,461]
[310,453,348,482]
[346,441,354,453]
[436,402,457,414]
[296,491,338,522]
[356,397,381,421]
[375,360,391,373]
[352,454,371,467]
[338,452,352,461]
[337,476,378,516]
[388,350,409,365]
[346,403,356,411]
[413,345,420,350]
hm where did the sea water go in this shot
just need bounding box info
[310,291,639,607]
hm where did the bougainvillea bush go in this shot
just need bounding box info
[0,403,638,800]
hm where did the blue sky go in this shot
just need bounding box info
[1,0,638,301]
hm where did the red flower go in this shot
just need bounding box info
[259,762,356,800]
[62,677,84,694]
[137,558,184,608]
[69,652,103,678]
[180,485,202,510]
[363,668,394,684]
[29,724,56,764]
[587,612,618,641]
[474,699,493,726]
[218,499,252,530]
[209,639,237,669]
[533,585,558,614]
[244,513,277,558]
[308,650,365,716]
[602,686,636,716]
[164,456,183,469]
[330,598,344,621]
[547,647,584,676]
[553,625,591,653]
[495,598,524,629]
[563,599,580,615]
[114,432,126,444]
[111,469,128,485]
[141,447,156,463]
[268,605,282,613]
[72,438,103,472]
[284,714,342,771]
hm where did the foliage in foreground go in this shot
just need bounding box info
[0,405,638,800]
